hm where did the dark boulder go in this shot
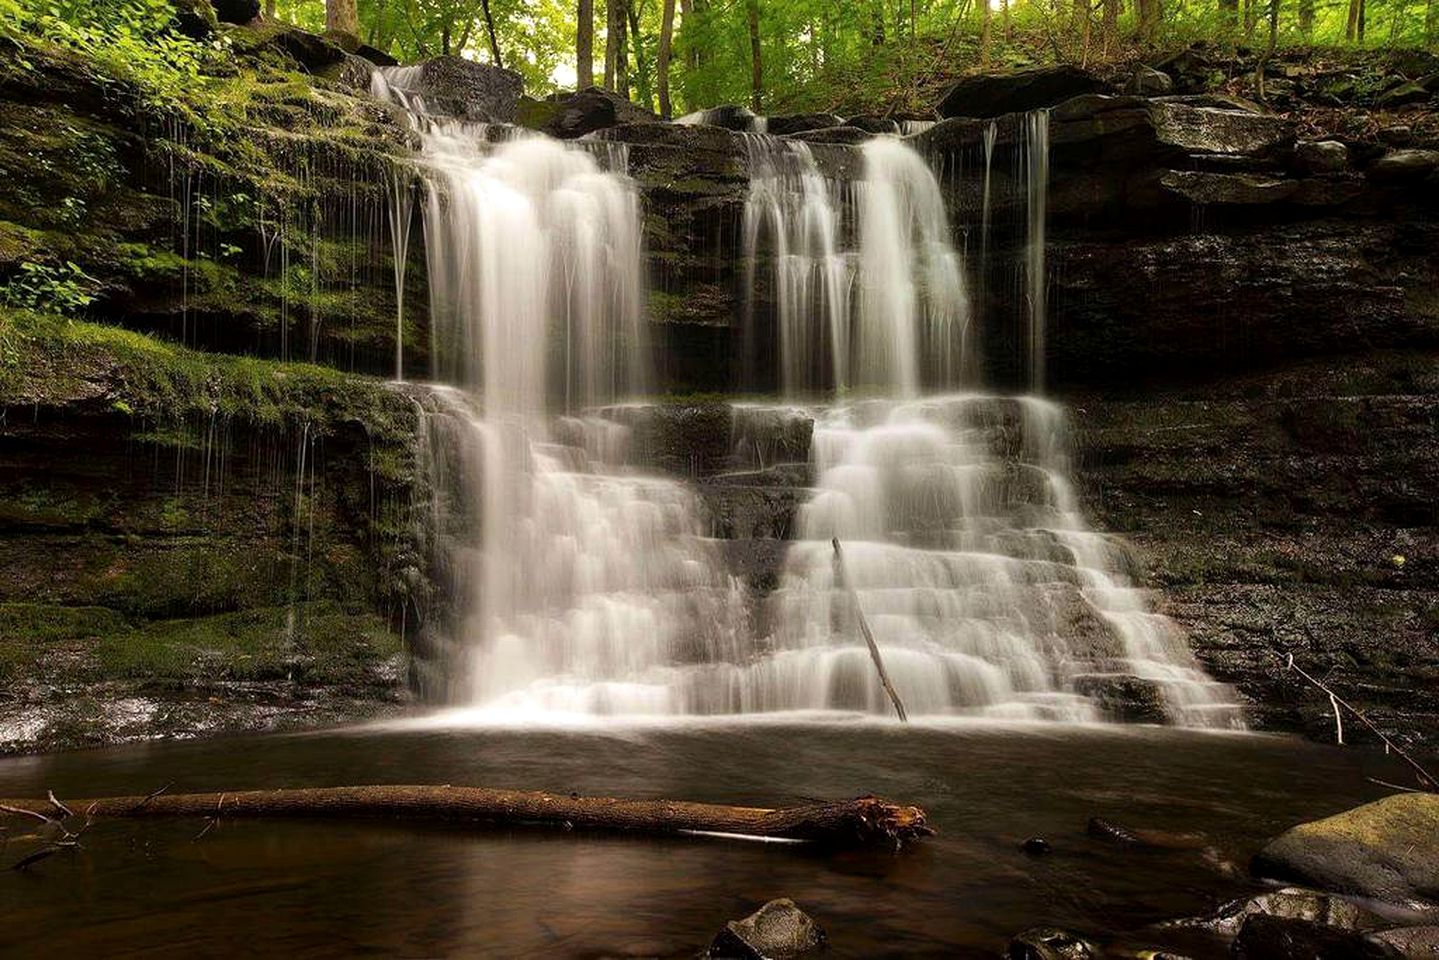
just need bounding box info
[677,105,759,131]
[1162,886,1393,939]
[1377,82,1432,109]
[1020,836,1052,855]
[938,65,1107,119]
[1072,673,1170,722]
[355,44,399,67]
[764,113,844,136]
[1007,927,1096,959]
[1252,793,1439,907]
[1369,925,1439,957]
[710,899,826,959]
[399,56,524,122]
[845,115,901,134]
[233,23,347,73]
[539,87,657,139]
[1233,914,1401,959]
[1153,45,1220,93]
[1294,140,1349,174]
[171,0,219,39]
[1159,171,1299,206]
[1126,65,1174,96]
[789,125,875,145]
[210,0,260,24]
[1369,149,1439,183]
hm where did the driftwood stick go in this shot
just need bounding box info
[833,537,909,723]
[0,786,932,847]
[1280,652,1436,791]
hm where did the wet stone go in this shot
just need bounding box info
[710,898,826,960]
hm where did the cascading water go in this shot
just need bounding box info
[735,129,1240,727]
[740,134,973,395]
[378,68,1238,726]
[375,68,746,714]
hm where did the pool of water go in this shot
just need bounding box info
[0,717,1406,958]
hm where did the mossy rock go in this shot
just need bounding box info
[1253,793,1439,907]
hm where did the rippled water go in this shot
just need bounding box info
[0,722,1402,958]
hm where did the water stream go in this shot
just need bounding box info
[372,78,1237,728]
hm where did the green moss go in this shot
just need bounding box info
[94,602,402,685]
[0,308,417,442]
[0,602,130,682]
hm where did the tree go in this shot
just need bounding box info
[657,0,676,117]
[327,0,360,40]
[478,0,503,66]
[578,0,595,88]
[746,0,763,111]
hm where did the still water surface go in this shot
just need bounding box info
[0,718,1402,958]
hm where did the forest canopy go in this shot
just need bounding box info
[268,0,1439,114]
[3,0,1437,117]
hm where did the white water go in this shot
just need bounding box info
[376,68,748,713]
[740,134,973,395]
[377,73,1239,727]
[759,395,1241,725]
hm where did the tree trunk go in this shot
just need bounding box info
[266,0,277,18]
[0,786,933,846]
[1346,0,1362,39]
[747,0,763,112]
[1299,0,1314,36]
[578,0,595,88]
[1267,0,1279,53]
[615,0,630,98]
[478,0,504,67]
[1429,0,1439,47]
[980,0,993,68]
[1102,0,1120,52]
[605,0,618,90]
[326,0,360,41]
[657,0,676,117]
[627,0,652,109]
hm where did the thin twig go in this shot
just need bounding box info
[833,538,909,723]
[46,791,73,820]
[1280,652,1436,792]
[0,803,52,825]
[132,781,175,813]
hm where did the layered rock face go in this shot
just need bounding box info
[2,22,1437,747]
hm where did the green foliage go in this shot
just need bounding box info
[0,0,233,131]
[1,260,98,313]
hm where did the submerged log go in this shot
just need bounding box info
[0,786,932,847]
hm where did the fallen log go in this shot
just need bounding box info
[0,786,932,847]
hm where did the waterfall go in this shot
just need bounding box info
[760,395,1242,725]
[375,72,1239,726]
[375,68,746,714]
[386,168,414,381]
[740,134,972,396]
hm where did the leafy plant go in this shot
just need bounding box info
[2,261,99,313]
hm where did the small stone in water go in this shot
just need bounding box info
[1020,837,1053,856]
[710,898,826,959]
[1008,926,1096,959]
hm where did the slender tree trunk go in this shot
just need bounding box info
[266,0,277,18]
[615,0,630,98]
[981,0,993,67]
[1102,0,1120,53]
[657,0,676,117]
[1346,0,1362,39]
[1298,0,1314,36]
[578,0,595,88]
[1002,0,1012,41]
[746,0,763,112]
[627,0,652,109]
[1267,0,1279,53]
[1428,0,1438,46]
[326,0,360,41]
[479,0,503,67]
[605,0,618,90]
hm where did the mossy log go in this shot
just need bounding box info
[0,786,932,846]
